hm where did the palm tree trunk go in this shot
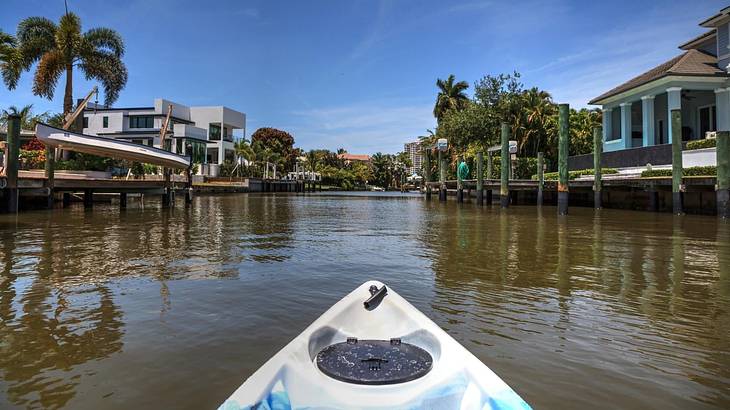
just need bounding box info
[63,64,73,115]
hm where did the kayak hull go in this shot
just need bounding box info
[220,281,531,409]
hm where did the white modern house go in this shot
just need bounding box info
[82,98,245,174]
[589,6,730,153]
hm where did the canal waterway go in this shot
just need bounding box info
[0,192,728,409]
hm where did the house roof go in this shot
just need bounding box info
[589,49,728,104]
[338,153,371,162]
[679,29,716,50]
[700,6,730,28]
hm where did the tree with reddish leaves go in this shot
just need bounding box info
[251,127,296,172]
[22,136,45,151]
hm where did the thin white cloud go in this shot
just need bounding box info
[288,101,435,153]
[523,4,712,108]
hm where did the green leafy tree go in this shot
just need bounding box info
[6,12,128,115]
[251,127,296,172]
[433,74,469,122]
[371,152,395,189]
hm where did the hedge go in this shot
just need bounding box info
[640,166,716,178]
[532,168,618,181]
[686,139,716,150]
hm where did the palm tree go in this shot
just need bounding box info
[305,150,320,173]
[8,13,127,115]
[433,74,469,122]
[0,104,51,129]
[0,30,21,89]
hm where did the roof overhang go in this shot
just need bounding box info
[589,75,729,106]
[679,30,716,50]
[700,6,730,28]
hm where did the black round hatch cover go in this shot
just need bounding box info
[316,338,433,385]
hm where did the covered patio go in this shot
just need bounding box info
[590,49,729,152]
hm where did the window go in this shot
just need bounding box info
[83,116,89,128]
[129,115,154,128]
[209,124,221,140]
[103,116,109,128]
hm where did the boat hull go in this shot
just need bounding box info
[34,123,190,169]
[219,281,531,409]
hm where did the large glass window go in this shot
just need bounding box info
[129,115,154,128]
[209,124,221,140]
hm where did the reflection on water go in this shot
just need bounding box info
[0,193,728,409]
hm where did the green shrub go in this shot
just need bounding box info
[533,168,618,180]
[641,166,716,178]
[686,139,716,150]
[488,156,540,179]
[143,164,159,175]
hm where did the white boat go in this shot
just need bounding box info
[34,123,190,169]
[219,281,531,409]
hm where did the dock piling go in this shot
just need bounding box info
[439,150,446,202]
[424,149,432,200]
[5,115,19,213]
[717,130,729,218]
[83,189,93,208]
[456,155,464,203]
[593,126,602,209]
[476,152,484,205]
[500,122,510,208]
[671,109,683,215]
[45,145,55,209]
[537,152,544,206]
[119,192,127,209]
[557,103,570,215]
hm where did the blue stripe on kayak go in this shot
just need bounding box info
[218,377,531,409]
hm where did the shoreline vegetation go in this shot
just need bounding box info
[1,13,718,193]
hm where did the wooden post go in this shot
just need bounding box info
[162,168,171,207]
[671,109,683,215]
[119,192,127,209]
[558,103,570,215]
[648,184,659,212]
[45,145,55,208]
[84,189,93,208]
[537,152,544,206]
[456,155,464,203]
[476,152,484,205]
[423,149,432,200]
[717,130,729,218]
[5,115,19,213]
[593,126,602,209]
[500,122,510,208]
[185,167,193,205]
[62,192,71,207]
[438,150,446,202]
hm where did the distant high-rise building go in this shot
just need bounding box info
[403,141,423,175]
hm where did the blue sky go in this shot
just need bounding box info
[0,0,725,153]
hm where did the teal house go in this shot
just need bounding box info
[590,7,730,153]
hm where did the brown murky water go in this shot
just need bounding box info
[0,193,728,409]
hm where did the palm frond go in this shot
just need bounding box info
[78,51,128,106]
[17,16,57,67]
[83,28,124,57]
[0,30,22,89]
[32,50,64,99]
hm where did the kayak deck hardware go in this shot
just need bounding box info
[363,285,387,310]
[316,338,433,385]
